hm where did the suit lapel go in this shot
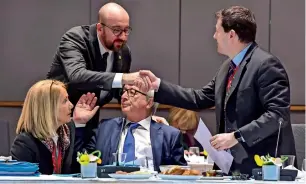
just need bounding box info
[109,118,124,157]
[215,59,231,99]
[89,24,106,71]
[224,43,258,104]
[224,60,247,104]
[112,52,123,72]
[150,120,163,170]
[215,60,230,129]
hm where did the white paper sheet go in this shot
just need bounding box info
[194,118,233,174]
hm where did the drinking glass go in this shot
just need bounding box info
[281,155,295,169]
[112,152,127,166]
[189,147,200,156]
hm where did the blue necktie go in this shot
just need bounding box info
[123,123,140,162]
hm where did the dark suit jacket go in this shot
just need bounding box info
[10,122,76,174]
[76,117,187,172]
[47,24,131,106]
[154,43,296,175]
[46,24,132,150]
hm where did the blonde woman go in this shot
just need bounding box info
[167,107,203,152]
[10,80,99,174]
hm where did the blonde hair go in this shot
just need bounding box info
[16,79,66,139]
[168,107,199,133]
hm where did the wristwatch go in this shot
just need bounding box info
[234,130,244,143]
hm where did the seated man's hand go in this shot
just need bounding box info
[73,92,99,124]
[152,115,169,125]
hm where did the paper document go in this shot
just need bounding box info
[194,118,233,174]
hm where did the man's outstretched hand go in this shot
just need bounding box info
[122,70,160,93]
[134,70,160,93]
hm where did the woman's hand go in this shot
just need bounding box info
[152,115,169,125]
[73,92,99,124]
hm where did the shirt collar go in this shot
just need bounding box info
[126,116,151,131]
[97,33,113,57]
[232,43,252,66]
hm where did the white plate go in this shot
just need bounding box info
[201,176,226,180]
[108,174,153,179]
[158,174,202,180]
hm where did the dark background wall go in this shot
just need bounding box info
[0,0,304,155]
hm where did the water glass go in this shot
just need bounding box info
[112,152,127,166]
[262,165,280,181]
[281,155,295,168]
[81,162,97,178]
[189,147,200,156]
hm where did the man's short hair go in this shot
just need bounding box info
[215,6,257,43]
[146,90,154,98]
[146,90,159,115]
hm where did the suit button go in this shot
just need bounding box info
[253,139,259,144]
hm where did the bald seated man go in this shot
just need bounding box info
[47,3,139,169]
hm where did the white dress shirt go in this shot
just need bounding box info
[97,33,123,88]
[118,116,154,169]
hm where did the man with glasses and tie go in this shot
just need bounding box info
[47,2,141,158]
[75,84,187,171]
[133,5,296,175]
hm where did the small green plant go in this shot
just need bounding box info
[77,150,102,165]
[254,154,288,166]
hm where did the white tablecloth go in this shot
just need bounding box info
[0,175,303,184]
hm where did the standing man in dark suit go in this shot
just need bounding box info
[75,84,187,171]
[135,6,296,175]
[47,3,139,172]
[47,3,139,143]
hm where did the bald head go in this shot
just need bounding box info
[96,2,130,51]
[98,2,129,24]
